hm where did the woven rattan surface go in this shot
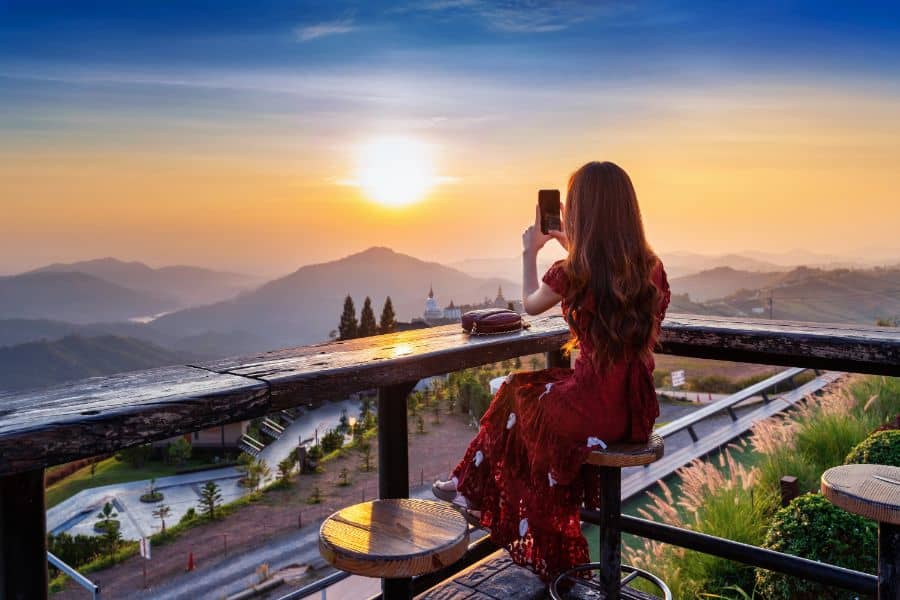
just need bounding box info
[821,464,900,525]
[319,498,469,578]
[586,433,665,468]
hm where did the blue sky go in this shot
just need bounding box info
[1,1,899,272]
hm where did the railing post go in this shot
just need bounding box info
[1,468,48,600]
[546,348,569,369]
[377,381,417,600]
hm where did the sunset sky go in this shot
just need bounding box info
[1,1,899,276]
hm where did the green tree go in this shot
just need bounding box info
[152,504,171,533]
[96,501,117,529]
[198,481,223,519]
[116,443,151,468]
[416,414,426,434]
[308,486,323,504]
[358,296,378,337]
[247,458,271,491]
[167,437,192,465]
[338,409,350,433]
[338,295,358,340]
[359,441,374,472]
[379,296,397,333]
[277,456,295,484]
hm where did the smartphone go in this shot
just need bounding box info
[538,189,561,235]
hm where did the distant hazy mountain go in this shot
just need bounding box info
[0,335,186,392]
[0,318,173,348]
[154,247,517,349]
[450,251,786,283]
[671,267,786,302]
[0,271,174,324]
[29,258,260,308]
[658,252,787,279]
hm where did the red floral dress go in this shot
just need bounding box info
[451,259,671,581]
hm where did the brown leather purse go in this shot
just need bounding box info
[461,308,527,335]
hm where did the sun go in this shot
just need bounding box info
[356,136,436,207]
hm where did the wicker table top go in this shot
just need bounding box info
[821,464,900,525]
[319,498,469,578]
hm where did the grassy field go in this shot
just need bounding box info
[46,456,219,508]
[653,355,780,381]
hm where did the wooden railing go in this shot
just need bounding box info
[0,314,898,599]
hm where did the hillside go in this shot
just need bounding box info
[153,247,517,350]
[29,258,260,308]
[715,266,900,324]
[670,267,786,302]
[0,271,174,323]
[0,335,186,392]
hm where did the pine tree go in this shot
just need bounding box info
[379,296,397,333]
[359,296,377,337]
[198,481,223,519]
[338,295,358,340]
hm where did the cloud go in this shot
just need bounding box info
[295,18,356,42]
[410,0,631,33]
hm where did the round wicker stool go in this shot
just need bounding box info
[822,464,900,600]
[319,498,469,600]
[581,433,667,600]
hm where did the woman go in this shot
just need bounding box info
[434,161,671,581]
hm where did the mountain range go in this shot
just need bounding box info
[152,246,517,350]
[27,258,262,310]
[1,248,897,392]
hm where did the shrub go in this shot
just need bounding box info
[755,494,876,599]
[179,507,197,525]
[845,430,900,466]
[167,438,192,465]
[116,444,151,468]
[47,532,105,568]
[320,428,344,453]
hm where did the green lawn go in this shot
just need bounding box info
[46,457,218,508]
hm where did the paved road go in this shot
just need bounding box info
[129,485,441,600]
[47,399,361,542]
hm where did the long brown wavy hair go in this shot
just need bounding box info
[560,161,661,369]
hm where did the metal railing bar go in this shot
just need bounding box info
[47,552,100,598]
[580,511,878,596]
[273,569,350,600]
[654,367,806,439]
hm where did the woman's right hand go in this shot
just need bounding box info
[523,204,552,255]
[547,203,570,251]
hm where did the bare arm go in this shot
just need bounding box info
[522,249,561,315]
[521,204,568,315]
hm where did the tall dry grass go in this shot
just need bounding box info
[626,375,900,598]
[627,447,772,598]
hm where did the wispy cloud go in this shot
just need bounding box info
[295,18,356,42]
[410,0,631,33]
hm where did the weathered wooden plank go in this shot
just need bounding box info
[0,314,896,476]
[0,365,269,476]
[660,314,900,376]
[203,315,570,408]
[203,314,900,409]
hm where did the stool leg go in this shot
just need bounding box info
[598,466,622,600]
[383,577,412,600]
[879,521,900,600]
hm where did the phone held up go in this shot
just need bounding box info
[538,189,561,235]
